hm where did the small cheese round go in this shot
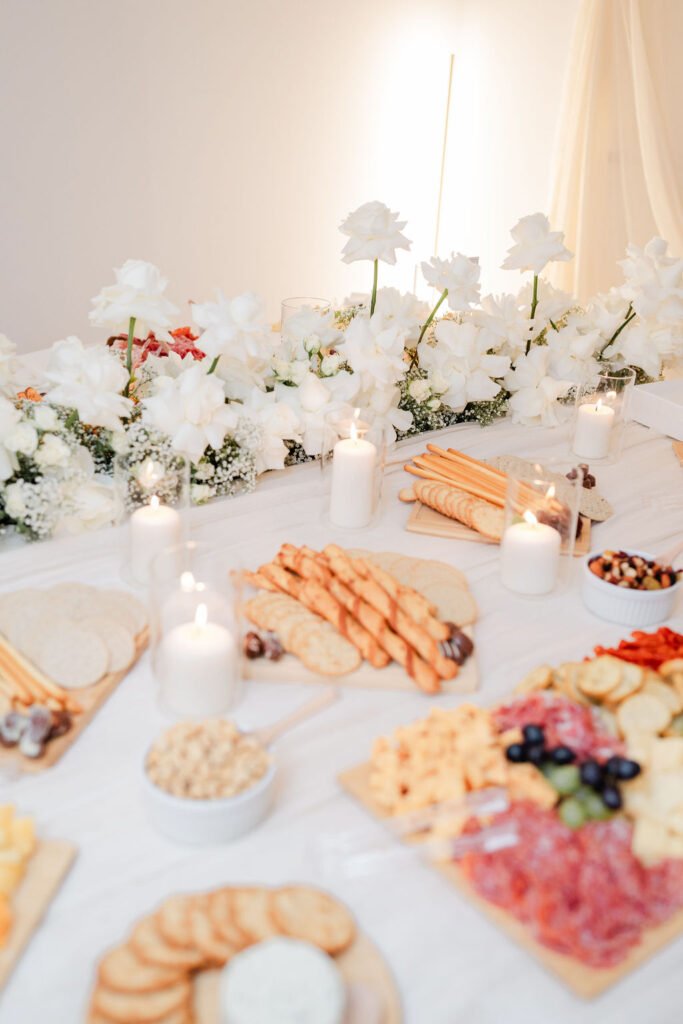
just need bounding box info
[219,937,346,1024]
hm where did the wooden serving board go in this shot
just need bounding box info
[0,628,149,773]
[194,930,402,1023]
[244,625,478,694]
[0,838,77,989]
[338,762,683,999]
[406,502,591,557]
[674,440,683,467]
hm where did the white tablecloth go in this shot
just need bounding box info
[1,416,682,1024]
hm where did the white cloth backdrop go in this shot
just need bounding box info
[548,0,683,300]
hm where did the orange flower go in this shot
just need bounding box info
[16,387,42,402]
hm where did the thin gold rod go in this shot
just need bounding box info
[434,53,455,258]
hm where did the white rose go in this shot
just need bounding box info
[339,201,411,265]
[3,482,26,518]
[320,352,342,376]
[44,337,133,431]
[5,422,38,456]
[421,254,481,311]
[272,356,291,379]
[191,483,214,504]
[289,360,309,386]
[35,434,71,468]
[32,404,60,431]
[89,259,178,340]
[408,379,431,402]
[54,479,115,536]
[502,213,573,276]
[304,333,322,355]
[427,398,441,410]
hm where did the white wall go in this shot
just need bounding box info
[0,0,579,354]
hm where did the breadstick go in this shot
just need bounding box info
[323,547,453,683]
[243,569,279,593]
[0,675,19,708]
[353,558,447,639]
[258,563,306,600]
[275,545,333,586]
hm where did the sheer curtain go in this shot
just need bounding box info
[547,0,683,301]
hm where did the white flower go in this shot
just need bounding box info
[191,483,214,504]
[272,357,309,386]
[419,321,510,412]
[502,213,573,275]
[0,334,16,394]
[427,397,441,410]
[585,287,630,340]
[141,363,238,463]
[273,371,358,456]
[342,313,408,392]
[192,290,271,361]
[340,201,411,265]
[371,288,429,344]
[504,347,572,426]
[34,433,71,468]
[472,293,532,362]
[0,397,21,481]
[241,387,302,472]
[408,379,431,403]
[281,306,340,357]
[421,254,481,311]
[320,352,342,376]
[54,478,115,536]
[619,237,683,324]
[89,259,177,340]
[32,404,60,431]
[516,279,573,326]
[3,482,26,518]
[4,422,38,456]
[546,317,602,385]
[604,319,681,380]
[44,337,133,430]
[110,431,130,455]
[359,384,413,442]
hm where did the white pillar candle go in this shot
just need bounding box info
[572,398,615,459]
[500,511,561,595]
[160,572,231,631]
[129,495,182,584]
[159,603,237,717]
[329,423,377,528]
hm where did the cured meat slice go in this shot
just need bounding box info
[492,693,624,762]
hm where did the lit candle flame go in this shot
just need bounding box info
[596,398,603,412]
[149,494,160,510]
[523,510,538,526]
[195,603,208,629]
[606,390,617,403]
[546,485,555,500]
[350,420,359,443]
[180,571,195,592]
[138,458,163,489]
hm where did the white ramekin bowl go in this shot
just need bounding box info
[141,755,276,844]
[582,549,682,627]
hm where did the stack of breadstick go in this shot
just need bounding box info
[244,543,473,693]
[0,634,82,714]
[401,444,566,542]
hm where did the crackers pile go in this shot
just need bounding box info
[370,705,555,826]
[516,655,683,862]
[0,584,148,708]
[244,544,477,693]
[89,885,355,1024]
[409,480,504,541]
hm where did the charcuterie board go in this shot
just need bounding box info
[338,761,683,999]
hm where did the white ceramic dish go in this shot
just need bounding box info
[582,549,681,627]
[141,755,276,845]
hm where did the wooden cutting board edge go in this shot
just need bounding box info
[0,838,77,989]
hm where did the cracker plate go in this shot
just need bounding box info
[0,627,149,773]
[338,761,683,999]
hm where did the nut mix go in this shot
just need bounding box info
[146,719,271,800]
[589,550,680,590]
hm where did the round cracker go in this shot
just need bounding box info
[0,591,54,646]
[156,895,200,950]
[91,979,191,1023]
[130,917,204,971]
[229,887,280,943]
[295,624,361,676]
[80,616,136,673]
[617,693,672,735]
[271,885,355,954]
[29,625,110,688]
[577,656,623,698]
[98,944,182,993]
[104,590,149,634]
[189,895,236,966]
[208,889,250,949]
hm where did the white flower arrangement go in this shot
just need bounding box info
[1,204,681,542]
